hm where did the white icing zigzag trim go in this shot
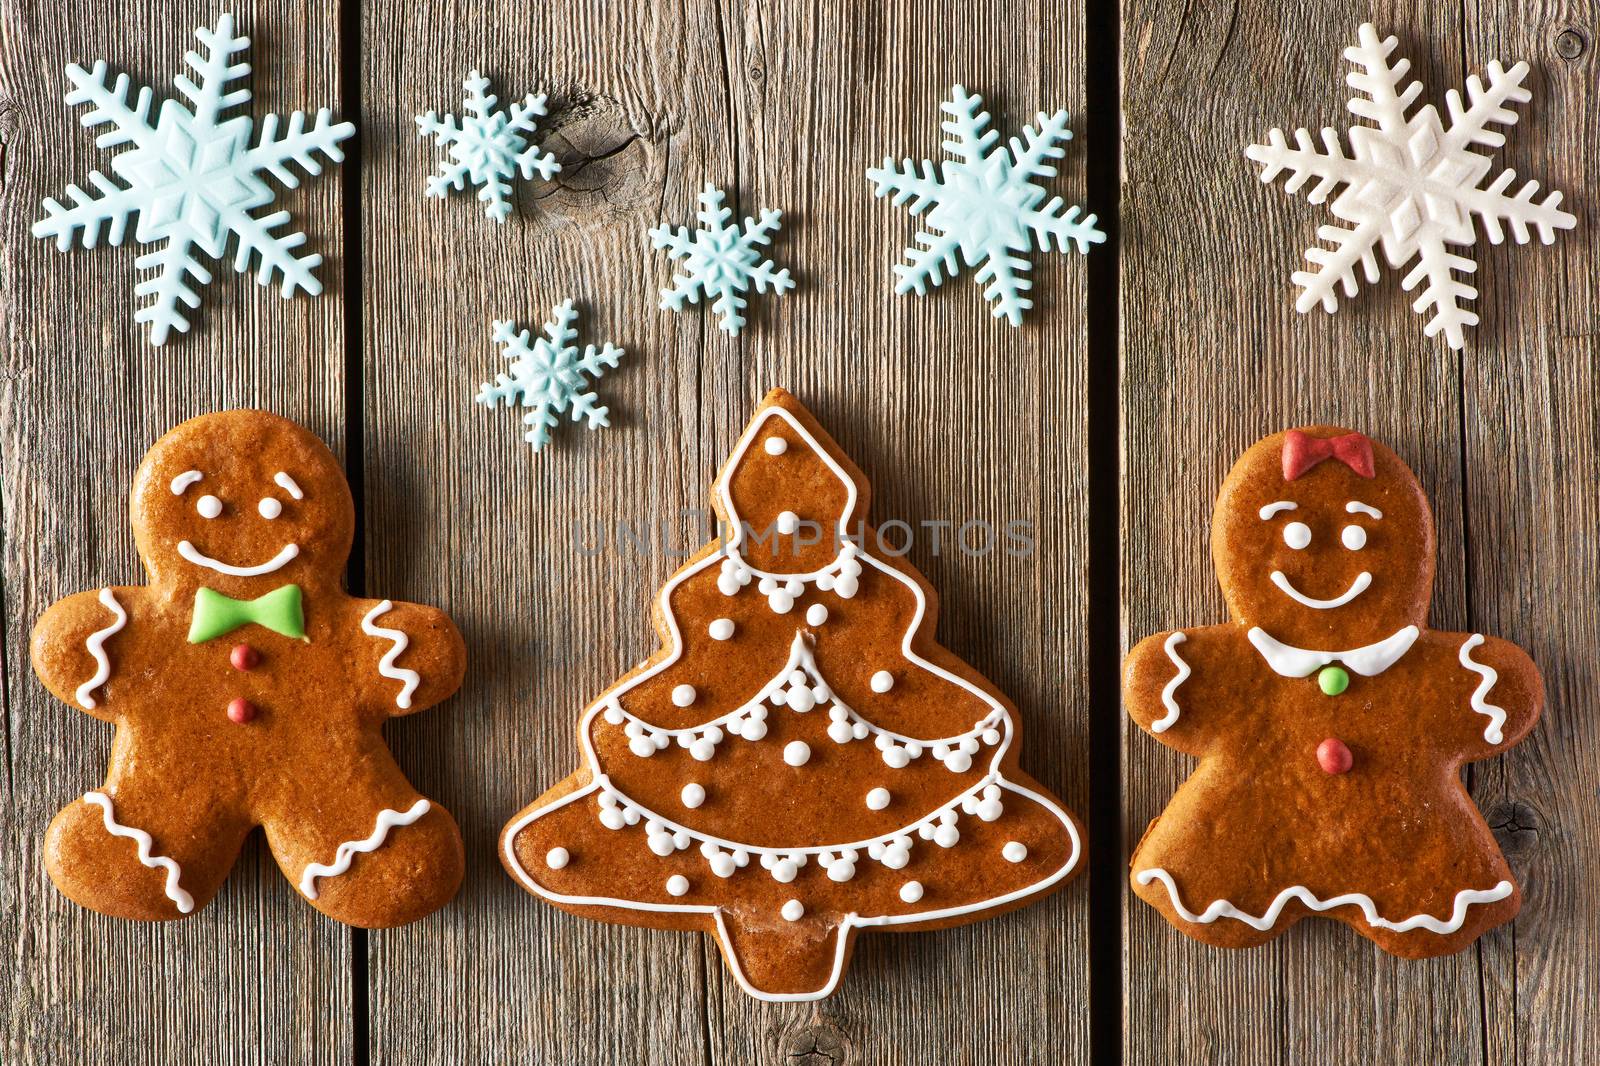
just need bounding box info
[299,799,431,899]
[83,791,193,913]
[1153,632,1188,734]
[504,405,1083,1002]
[362,600,421,709]
[76,588,127,710]
[1458,634,1507,744]
[1136,867,1513,934]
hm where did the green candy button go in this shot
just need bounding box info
[1318,665,1350,696]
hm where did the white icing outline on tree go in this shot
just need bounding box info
[32,13,354,346]
[503,405,1082,1003]
[1245,23,1576,349]
[415,70,560,223]
[867,84,1105,326]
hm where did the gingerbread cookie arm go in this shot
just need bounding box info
[1123,625,1227,756]
[353,599,467,716]
[31,587,140,722]
[1446,632,1543,758]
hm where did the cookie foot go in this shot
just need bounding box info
[283,801,464,928]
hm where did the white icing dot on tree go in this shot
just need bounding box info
[899,880,924,903]
[866,787,891,810]
[806,603,829,626]
[776,510,800,535]
[1003,841,1029,863]
[672,684,697,707]
[667,874,690,897]
[783,741,812,767]
[870,670,894,693]
[764,437,788,455]
[781,899,805,921]
[679,783,705,808]
[545,847,570,870]
[709,618,735,641]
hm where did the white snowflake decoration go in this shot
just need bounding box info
[477,300,624,452]
[867,84,1104,326]
[416,70,560,223]
[32,13,354,346]
[649,184,794,336]
[1246,23,1577,349]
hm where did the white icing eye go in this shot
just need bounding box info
[1341,524,1368,550]
[258,498,283,520]
[1283,521,1311,550]
[197,495,223,519]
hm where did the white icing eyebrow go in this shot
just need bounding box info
[170,470,203,495]
[1346,501,1383,519]
[1258,501,1298,520]
[274,472,304,500]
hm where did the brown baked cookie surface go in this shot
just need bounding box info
[32,411,466,928]
[501,388,1084,1000]
[1126,428,1541,956]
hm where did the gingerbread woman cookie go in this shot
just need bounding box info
[32,411,466,927]
[1125,427,1541,956]
[502,389,1083,1000]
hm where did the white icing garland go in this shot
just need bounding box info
[1153,632,1188,733]
[75,588,126,710]
[1136,867,1513,934]
[84,791,193,913]
[299,798,431,899]
[502,404,1083,1002]
[362,600,421,709]
[1458,634,1507,744]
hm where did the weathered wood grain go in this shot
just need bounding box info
[1118,1,1548,1063]
[1,2,352,1064]
[359,1,1091,1063]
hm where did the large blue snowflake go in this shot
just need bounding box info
[416,70,560,223]
[868,85,1104,326]
[476,300,624,452]
[649,184,795,337]
[32,13,354,346]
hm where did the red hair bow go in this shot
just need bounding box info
[1282,430,1375,480]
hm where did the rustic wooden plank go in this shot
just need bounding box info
[1121,3,1497,1063]
[0,2,351,1064]
[1461,3,1600,1064]
[703,2,1091,1063]
[361,1,1091,1063]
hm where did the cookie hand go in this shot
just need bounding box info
[31,587,136,722]
[1453,633,1543,758]
[356,599,467,716]
[1124,628,1209,756]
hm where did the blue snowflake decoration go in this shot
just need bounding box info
[416,70,560,223]
[649,184,795,337]
[476,300,624,452]
[32,13,354,346]
[867,84,1104,326]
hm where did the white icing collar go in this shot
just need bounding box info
[1247,624,1420,678]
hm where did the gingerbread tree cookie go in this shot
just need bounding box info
[32,412,466,927]
[502,389,1083,1000]
[1125,427,1541,956]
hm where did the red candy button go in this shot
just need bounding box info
[226,698,257,724]
[230,644,260,670]
[1317,737,1353,775]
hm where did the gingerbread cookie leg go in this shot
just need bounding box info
[44,775,250,921]
[263,759,463,929]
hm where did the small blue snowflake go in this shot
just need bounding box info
[476,300,624,452]
[868,85,1104,326]
[649,184,795,336]
[32,13,354,346]
[416,70,560,223]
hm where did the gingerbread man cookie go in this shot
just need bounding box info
[1125,427,1541,956]
[32,411,466,927]
[502,389,1083,1000]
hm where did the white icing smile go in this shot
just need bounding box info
[177,540,300,577]
[1269,569,1371,609]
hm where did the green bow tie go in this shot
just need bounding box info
[188,585,306,644]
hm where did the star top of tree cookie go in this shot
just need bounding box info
[502,388,1083,1000]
